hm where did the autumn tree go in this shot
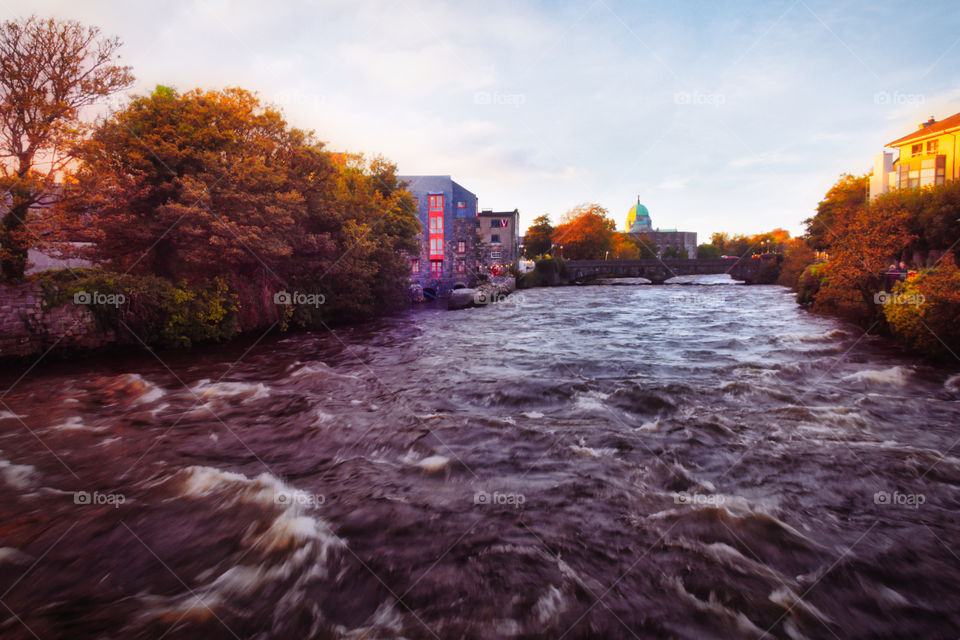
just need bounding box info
[777,237,816,289]
[805,174,868,251]
[59,86,315,280]
[550,203,615,260]
[611,232,657,259]
[59,86,419,326]
[523,214,553,257]
[0,15,133,281]
[813,194,914,325]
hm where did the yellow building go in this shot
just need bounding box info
[871,112,960,199]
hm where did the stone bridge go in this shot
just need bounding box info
[564,257,770,285]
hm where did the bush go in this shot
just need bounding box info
[33,269,241,349]
[796,263,826,306]
[883,259,960,358]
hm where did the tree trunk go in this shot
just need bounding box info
[0,199,31,282]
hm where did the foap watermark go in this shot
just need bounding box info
[74,490,125,508]
[873,91,925,106]
[874,490,925,508]
[874,291,925,306]
[674,491,725,506]
[666,292,713,306]
[273,291,326,308]
[474,90,526,108]
[674,91,725,107]
[474,490,526,508]
[274,490,325,507]
[74,291,126,308]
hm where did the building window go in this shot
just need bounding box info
[457,200,466,209]
[429,237,443,257]
[911,143,923,157]
[457,240,465,253]
[927,140,939,154]
[428,195,444,210]
[491,234,500,243]
[411,259,420,274]
[430,260,442,277]
[429,214,443,233]
[491,251,501,259]
[456,259,465,273]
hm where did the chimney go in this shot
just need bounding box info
[921,116,936,129]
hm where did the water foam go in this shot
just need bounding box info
[192,379,269,402]
[945,373,960,391]
[569,437,616,458]
[0,457,36,489]
[841,366,911,386]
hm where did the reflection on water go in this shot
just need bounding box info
[1,278,959,639]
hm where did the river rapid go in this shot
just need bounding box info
[1,279,959,639]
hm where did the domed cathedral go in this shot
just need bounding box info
[626,197,653,233]
[624,196,697,258]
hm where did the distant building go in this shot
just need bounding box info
[626,198,653,233]
[870,111,960,200]
[398,175,479,297]
[624,199,696,258]
[478,209,519,271]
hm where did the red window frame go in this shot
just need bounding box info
[456,259,465,273]
[430,260,443,277]
[411,259,420,274]
[428,193,444,259]
[457,241,465,253]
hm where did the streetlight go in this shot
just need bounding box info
[605,250,609,261]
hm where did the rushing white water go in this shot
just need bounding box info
[0,281,959,639]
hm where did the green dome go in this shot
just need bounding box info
[627,202,652,232]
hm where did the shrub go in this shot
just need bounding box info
[883,259,960,358]
[33,269,241,349]
[796,263,826,306]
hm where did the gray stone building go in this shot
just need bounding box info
[398,175,479,297]
[477,209,519,272]
[641,230,698,258]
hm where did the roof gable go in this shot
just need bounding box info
[887,111,960,147]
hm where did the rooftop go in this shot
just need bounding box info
[887,111,960,147]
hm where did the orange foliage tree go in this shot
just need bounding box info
[550,204,616,260]
[812,194,914,326]
[0,15,133,281]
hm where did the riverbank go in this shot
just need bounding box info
[0,266,408,363]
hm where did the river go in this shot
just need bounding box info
[1,279,959,639]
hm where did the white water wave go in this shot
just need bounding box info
[841,366,912,386]
[0,457,36,489]
[191,379,269,402]
[569,437,616,458]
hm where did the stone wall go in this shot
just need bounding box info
[0,282,117,359]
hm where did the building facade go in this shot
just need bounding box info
[869,112,960,200]
[624,200,697,258]
[398,175,479,297]
[478,209,520,271]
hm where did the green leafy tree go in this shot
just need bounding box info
[697,243,721,259]
[523,214,553,257]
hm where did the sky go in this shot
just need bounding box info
[7,0,960,242]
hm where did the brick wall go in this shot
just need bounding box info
[0,282,116,359]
